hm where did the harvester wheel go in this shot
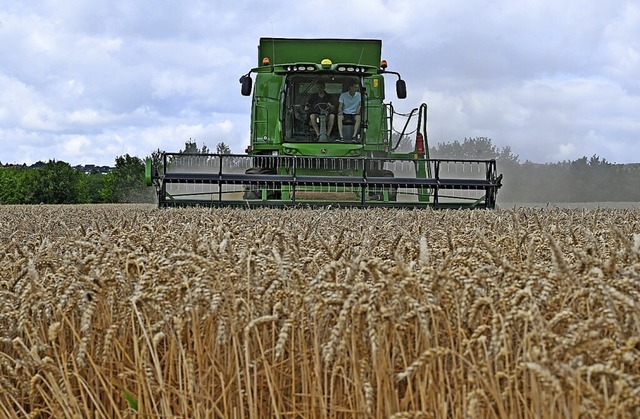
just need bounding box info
[367,169,398,201]
[243,167,281,200]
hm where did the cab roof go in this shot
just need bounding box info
[258,38,382,67]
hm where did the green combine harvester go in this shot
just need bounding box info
[146,38,502,208]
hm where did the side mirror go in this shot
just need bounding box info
[240,75,252,96]
[396,79,407,99]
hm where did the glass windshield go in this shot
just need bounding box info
[285,75,361,143]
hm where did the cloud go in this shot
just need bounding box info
[0,0,639,166]
[62,135,90,156]
[601,2,640,93]
[422,73,640,163]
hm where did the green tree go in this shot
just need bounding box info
[102,154,153,203]
[32,160,82,204]
[0,166,36,204]
[431,137,519,164]
[216,142,232,154]
[78,170,109,203]
[148,148,165,176]
[181,139,210,154]
[148,139,213,179]
[0,167,17,204]
[30,160,82,204]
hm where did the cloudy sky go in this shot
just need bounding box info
[1,0,638,166]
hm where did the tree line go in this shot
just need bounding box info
[0,139,224,205]
[1,138,638,204]
[429,137,640,203]
[0,155,152,205]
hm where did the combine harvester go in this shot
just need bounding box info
[146,38,503,208]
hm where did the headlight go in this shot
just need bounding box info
[336,66,367,73]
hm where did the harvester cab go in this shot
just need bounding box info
[146,38,503,208]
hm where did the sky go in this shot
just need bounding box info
[1,0,639,166]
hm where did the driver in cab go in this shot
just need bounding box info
[305,81,335,139]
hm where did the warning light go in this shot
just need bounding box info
[415,132,425,155]
[262,57,270,66]
[380,60,388,69]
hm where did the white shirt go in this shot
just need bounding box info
[339,91,361,115]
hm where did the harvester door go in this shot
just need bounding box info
[288,76,320,140]
[291,78,311,139]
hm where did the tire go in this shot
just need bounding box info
[243,167,281,200]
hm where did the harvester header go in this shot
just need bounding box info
[146,37,503,208]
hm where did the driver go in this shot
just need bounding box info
[305,81,335,139]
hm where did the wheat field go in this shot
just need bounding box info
[1,204,639,418]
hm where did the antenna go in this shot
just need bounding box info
[356,47,365,89]
[271,22,276,65]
